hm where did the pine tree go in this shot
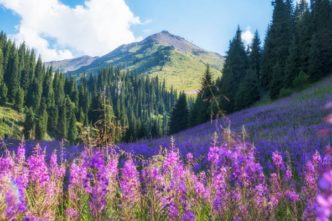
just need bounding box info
[43,68,55,107]
[261,0,294,95]
[249,31,262,85]
[218,27,248,113]
[191,65,218,125]
[285,0,311,88]
[68,113,78,143]
[58,104,67,139]
[15,87,24,112]
[35,108,48,140]
[47,105,59,136]
[270,62,284,99]
[29,78,42,111]
[0,84,7,105]
[6,50,19,101]
[309,0,332,80]
[0,48,7,105]
[235,69,260,109]
[0,48,3,84]
[24,108,35,139]
[169,92,189,134]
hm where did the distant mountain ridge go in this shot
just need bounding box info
[46,31,225,93]
[45,55,97,73]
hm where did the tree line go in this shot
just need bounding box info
[169,0,332,134]
[0,32,177,143]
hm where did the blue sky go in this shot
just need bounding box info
[0,0,273,61]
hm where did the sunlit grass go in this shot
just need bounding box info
[0,106,24,138]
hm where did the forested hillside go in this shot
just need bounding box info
[179,0,332,131]
[0,33,177,143]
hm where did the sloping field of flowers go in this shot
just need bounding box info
[120,75,332,171]
[2,135,332,220]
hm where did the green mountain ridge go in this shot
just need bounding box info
[47,31,225,94]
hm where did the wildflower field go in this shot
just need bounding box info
[1,135,332,220]
[1,77,332,220]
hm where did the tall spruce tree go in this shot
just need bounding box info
[309,0,332,80]
[249,31,262,85]
[6,50,19,101]
[24,108,35,139]
[235,69,260,110]
[234,31,262,109]
[58,104,67,139]
[169,92,189,134]
[285,0,311,88]
[0,48,7,104]
[68,113,78,143]
[217,27,248,113]
[35,108,48,140]
[261,0,294,97]
[191,65,217,125]
[0,48,3,84]
[15,87,24,112]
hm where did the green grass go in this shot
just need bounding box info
[0,106,24,138]
[148,50,222,94]
[296,76,332,101]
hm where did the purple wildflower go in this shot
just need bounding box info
[272,152,284,170]
[120,158,141,204]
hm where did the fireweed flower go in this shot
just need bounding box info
[67,160,88,220]
[285,166,293,181]
[16,143,26,163]
[193,175,209,200]
[183,210,195,221]
[253,184,268,209]
[272,151,284,170]
[0,155,14,176]
[106,156,119,198]
[50,151,65,178]
[27,145,50,187]
[163,150,180,171]
[317,170,332,220]
[186,152,194,164]
[82,151,110,218]
[284,190,300,202]
[208,146,220,166]
[69,161,87,186]
[0,176,25,219]
[269,173,281,208]
[303,160,320,220]
[66,207,78,220]
[313,151,322,166]
[212,167,228,214]
[120,158,141,206]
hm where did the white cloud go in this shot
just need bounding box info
[241,27,254,46]
[0,0,140,61]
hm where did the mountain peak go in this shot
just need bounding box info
[144,30,202,54]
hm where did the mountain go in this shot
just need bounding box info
[45,55,97,72]
[47,31,224,94]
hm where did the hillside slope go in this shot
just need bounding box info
[120,75,332,160]
[48,31,224,94]
[0,107,24,139]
